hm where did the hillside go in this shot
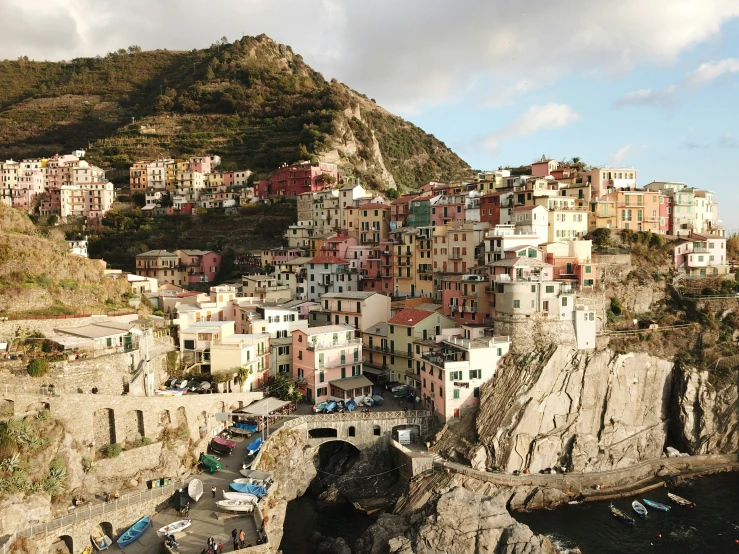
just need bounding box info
[0,35,472,190]
[0,205,130,316]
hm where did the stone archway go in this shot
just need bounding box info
[93,408,116,447]
[123,409,145,444]
[90,522,114,549]
[51,534,73,554]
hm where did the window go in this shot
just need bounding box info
[317,387,327,397]
[389,325,395,334]
[545,285,554,293]
[439,387,443,397]
[450,370,463,380]
[298,351,303,360]
[469,369,481,379]
[453,389,460,399]
[473,387,480,398]
[585,266,592,274]
[513,300,520,309]
[298,334,303,342]
[184,339,194,350]
[319,372,324,383]
[562,297,568,307]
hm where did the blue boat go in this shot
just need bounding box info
[229,482,267,497]
[643,498,671,512]
[325,401,337,414]
[346,400,356,412]
[609,504,634,525]
[235,422,258,432]
[247,437,262,454]
[116,515,150,547]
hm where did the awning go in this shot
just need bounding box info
[240,397,291,416]
[328,375,374,391]
[361,366,387,376]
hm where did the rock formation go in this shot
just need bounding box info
[356,477,555,554]
[476,345,675,472]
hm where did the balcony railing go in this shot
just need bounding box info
[307,338,362,351]
[421,351,468,369]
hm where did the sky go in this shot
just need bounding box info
[1,0,738,228]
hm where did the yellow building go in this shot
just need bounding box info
[345,203,391,245]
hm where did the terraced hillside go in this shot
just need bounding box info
[0,36,471,190]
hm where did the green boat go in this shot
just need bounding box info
[200,453,222,474]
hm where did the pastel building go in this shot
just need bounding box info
[417,327,511,421]
[292,325,366,404]
[673,233,729,278]
[585,167,638,198]
[314,291,391,331]
[306,256,358,301]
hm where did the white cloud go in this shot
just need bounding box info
[483,104,581,150]
[719,133,737,148]
[0,0,737,112]
[611,144,633,163]
[614,85,677,108]
[688,58,739,85]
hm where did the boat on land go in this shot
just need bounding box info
[631,500,648,517]
[643,498,671,512]
[229,482,268,497]
[216,499,256,512]
[188,478,203,501]
[154,387,187,396]
[90,529,112,551]
[234,421,258,432]
[239,469,272,480]
[199,453,222,474]
[609,504,634,525]
[246,436,263,454]
[116,516,151,547]
[222,490,259,503]
[209,437,235,455]
[668,492,694,506]
[230,426,254,436]
[156,519,191,537]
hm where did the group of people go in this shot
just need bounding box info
[203,535,223,553]
[232,529,249,550]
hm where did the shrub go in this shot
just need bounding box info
[103,443,122,458]
[26,359,49,378]
[81,457,96,473]
[610,297,624,316]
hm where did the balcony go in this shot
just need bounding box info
[449,252,463,260]
[307,338,363,350]
[421,351,469,369]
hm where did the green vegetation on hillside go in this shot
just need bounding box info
[0,205,130,316]
[0,35,471,189]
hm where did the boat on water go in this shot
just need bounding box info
[668,492,694,506]
[216,499,256,512]
[229,482,268,497]
[643,498,671,512]
[90,529,112,551]
[116,516,151,548]
[188,478,203,501]
[631,500,648,518]
[222,490,259,503]
[200,453,222,474]
[609,504,635,525]
[156,519,191,537]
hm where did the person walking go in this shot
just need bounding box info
[211,484,217,498]
[239,529,246,548]
[185,502,190,516]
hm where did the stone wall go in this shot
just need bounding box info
[95,442,164,480]
[2,391,264,449]
[493,314,578,353]
[0,314,138,339]
[391,440,433,481]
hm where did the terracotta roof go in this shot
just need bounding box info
[391,195,417,205]
[357,202,390,209]
[388,308,436,326]
[308,256,349,264]
[176,291,202,298]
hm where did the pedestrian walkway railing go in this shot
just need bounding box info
[1,481,185,554]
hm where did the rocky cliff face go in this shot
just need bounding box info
[476,346,675,473]
[356,475,555,554]
[671,366,739,455]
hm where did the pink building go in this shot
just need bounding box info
[430,195,465,226]
[659,194,672,235]
[291,324,368,405]
[189,156,212,175]
[254,161,339,198]
[177,250,222,285]
[223,171,234,186]
[673,233,729,277]
[531,158,559,177]
[319,230,358,260]
[359,241,395,294]
[440,274,490,325]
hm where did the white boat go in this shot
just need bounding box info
[667,492,694,506]
[239,469,272,480]
[215,499,256,513]
[154,388,184,396]
[188,478,203,502]
[222,491,259,503]
[156,519,192,537]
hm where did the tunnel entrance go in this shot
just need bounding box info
[317,441,361,476]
